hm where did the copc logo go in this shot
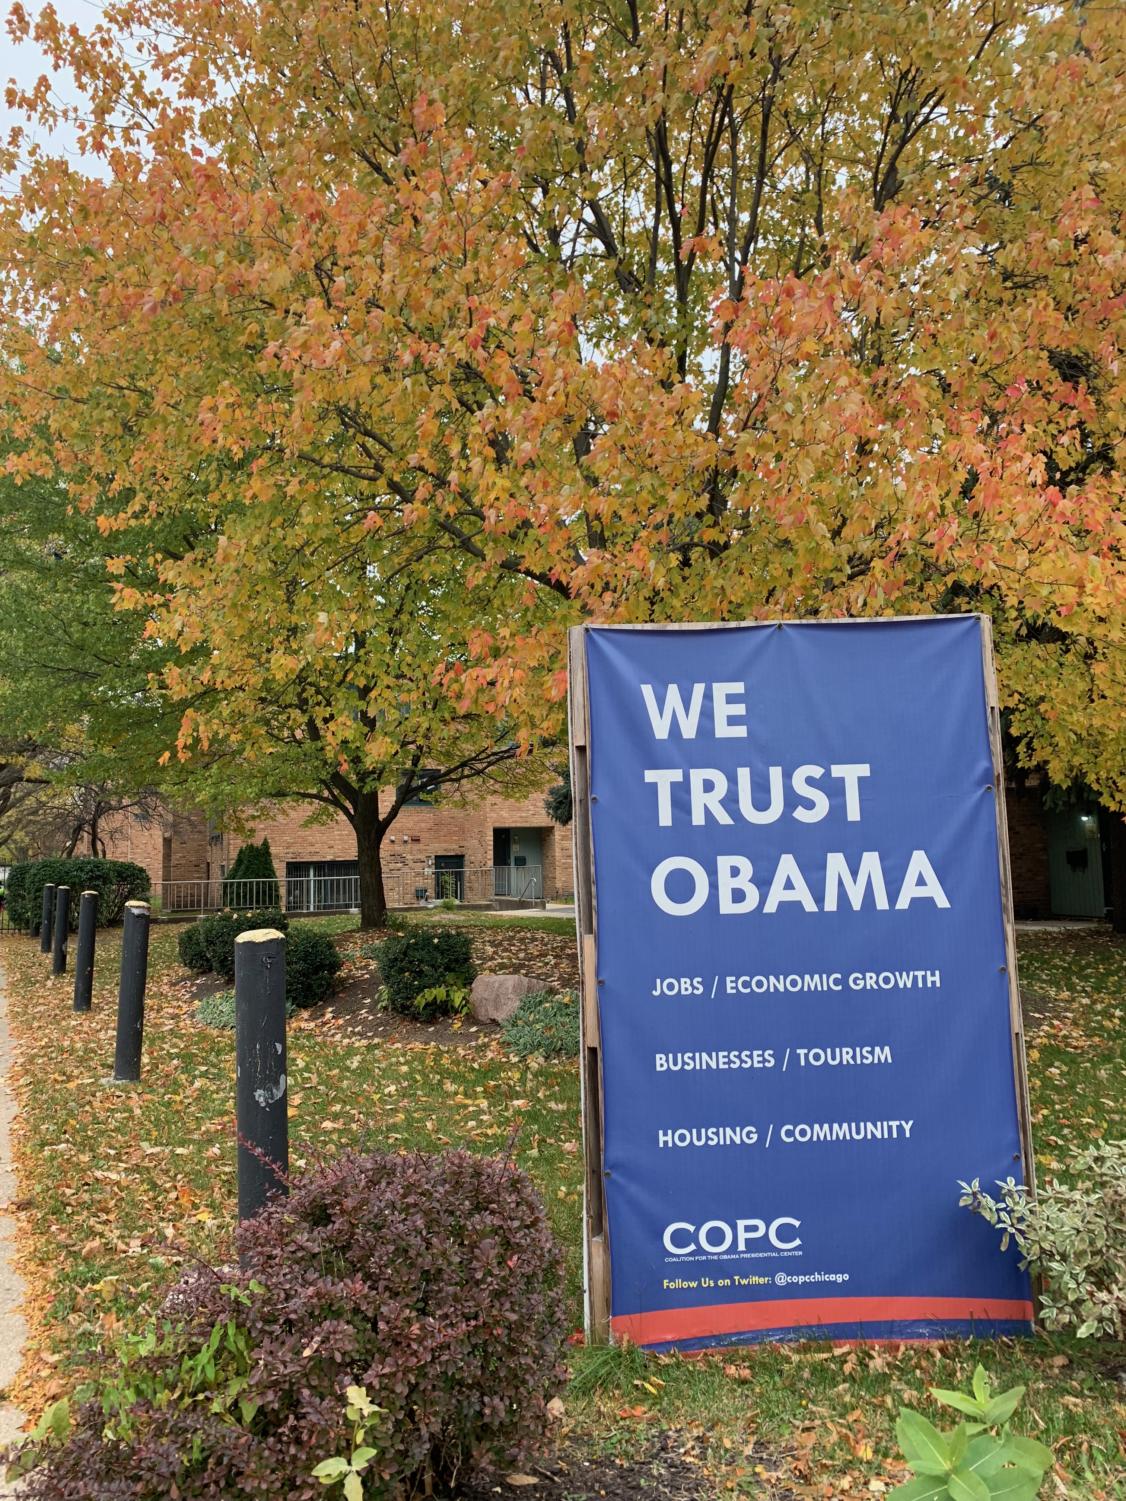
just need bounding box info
[663,1217,802,1255]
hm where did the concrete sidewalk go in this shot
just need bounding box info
[494,905,576,920]
[0,957,27,1490]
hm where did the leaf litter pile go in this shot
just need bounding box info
[1,920,1123,1496]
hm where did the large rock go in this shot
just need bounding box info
[470,973,542,1025]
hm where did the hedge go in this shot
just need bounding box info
[6,858,151,931]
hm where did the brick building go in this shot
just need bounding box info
[101,786,575,912]
[98,774,1117,921]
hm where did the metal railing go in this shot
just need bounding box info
[150,865,544,916]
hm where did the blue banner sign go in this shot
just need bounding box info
[574,617,1033,1349]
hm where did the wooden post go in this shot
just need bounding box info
[979,616,1036,1198]
[569,624,611,1344]
[234,928,289,1219]
[74,890,98,1012]
[112,901,151,1082]
[39,884,55,954]
[51,886,71,976]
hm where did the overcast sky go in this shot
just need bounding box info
[2,0,107,173]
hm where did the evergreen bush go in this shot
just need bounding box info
[220,839,279,907]
[176,910,287,981]
[285,925,343,1007]
[377,926,475,1014]
[6,858,150,931]
[176,922,212,973]
[177,914,338,1006]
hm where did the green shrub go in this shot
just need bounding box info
[503,989,580,1058]
[286,926,343,1008]
[196,990,238,1028]
[177,910,287,981]
[960,1139,1126,1340]
[196,990,296,1029]
[378,927,475,1015]
[890,1365,1051,1500]
[207,909,289,981]
[177,923,212,973]
[179,915,337,1006]
[221,839,279,907]
[199,913,242,980]
[7,857,150,932]
[397,983,470,1023]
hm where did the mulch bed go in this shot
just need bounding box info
[308,924,580,1044]
[311,984,490,1046]
[169,923,579,1046]
[461,926,579,991]
[455,1434,738,1500]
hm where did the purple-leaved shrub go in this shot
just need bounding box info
[18,1150,567,1500]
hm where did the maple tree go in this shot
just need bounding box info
[172,545,548,926]
[0,458,192,856]
[0,460,541,927]
[0,0,1123,847]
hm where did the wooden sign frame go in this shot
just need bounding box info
[568,614,1035,1345]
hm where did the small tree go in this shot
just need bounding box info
[221,838,280,906]
[169,558,548,931]
[544,768,572,827]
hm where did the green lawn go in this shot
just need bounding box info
[279,907,580,938]
[2,919,1123,1496]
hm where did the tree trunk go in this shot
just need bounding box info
[353,790,388,930]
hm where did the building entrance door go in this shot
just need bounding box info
[509,829,542,899]
[491,828,544,899]
[433,854,466,901]
[1046,808,1106,918]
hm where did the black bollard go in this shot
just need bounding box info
[39,883,55,953]
[234,928,289,1220]
[112,901,151,1082]
[74,890,98,1012]
[51,886,71,976]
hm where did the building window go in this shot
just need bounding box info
[286,860,359,913]
[401,771,440,807]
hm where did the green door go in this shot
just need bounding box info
[1046,809,1106,918]
[509,828,543,898]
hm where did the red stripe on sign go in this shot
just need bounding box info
[610,1297,1035,1345]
